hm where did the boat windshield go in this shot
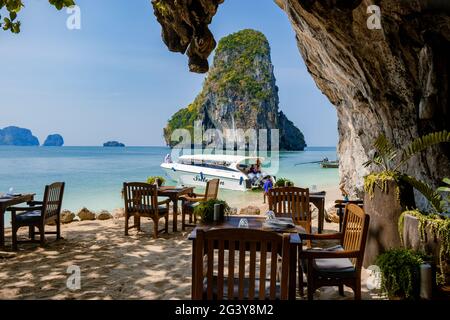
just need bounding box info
[179,159,237,172]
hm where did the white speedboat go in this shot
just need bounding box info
[160,154,265,191]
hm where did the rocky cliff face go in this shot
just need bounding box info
[0,126,39,146]
[43,134,64,146]
[164,29,306,151]
[152,0,450,198]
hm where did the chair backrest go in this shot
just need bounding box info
[193,229,291,300]
[123,182,159,215]
[42,182,65,222]
[341,204,370,268]
[205,179,220,200]
[267,187,310,228]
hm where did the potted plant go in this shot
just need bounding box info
[399,178,450,285]
[274,177,294,187]
[376,248,425,299]
[194,199,230,223]
[362,131,450,266]
[147,176,166,187]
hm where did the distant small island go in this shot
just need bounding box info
[43,134,64,147]
[103,141,125,147]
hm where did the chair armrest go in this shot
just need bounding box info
[301,232,342,240]
[158,199,171,206]
[7,206,43,213]
[27,200,43,206]
[301,249,360,259]
[181,195,206,203]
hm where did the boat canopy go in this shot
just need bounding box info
[178,154,264,165]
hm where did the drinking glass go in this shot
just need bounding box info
[311,185,317,193]
[265,210,276,221]
[8,187,14,195]
[238,218,249,229]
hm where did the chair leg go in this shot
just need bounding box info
[56,215,61,240]
[134,215,141,231]
[125,214,129,235]
[307,261,314,300]
[12,226,18,251]
[181,206,186,231]
[354,279,361,300]
[338,284,345,296]
[29,226,35,240]
[153,219,159,239]
[298,258,304,296]
[39,226,46,247]
[165,214,169,233]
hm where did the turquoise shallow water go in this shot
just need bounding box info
[0,146,338,223]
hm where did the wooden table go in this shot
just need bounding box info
[0,193,35,248]
[158,186,194,232]
[188,215,304,300]
[310,192,326,233]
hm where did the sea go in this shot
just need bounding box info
[0,146,338,226]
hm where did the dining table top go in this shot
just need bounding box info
[157,186,194,196]
[0,193,35,211]
[188,215,305,244]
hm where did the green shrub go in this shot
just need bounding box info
[376,248,424,299]
[194,199,230,223]
[274,177,294,187]
[147,176,166,186]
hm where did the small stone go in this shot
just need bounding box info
[239,206,260,215]
[96,210,113,220]
[61,210,75,224]
[112,208,125,219]
[77,207,96,221]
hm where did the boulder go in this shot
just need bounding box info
[112,208,125,219]
[239,206,260,215]
[96,210,113,220]
[61,210,75,224]
[77,207,96,221]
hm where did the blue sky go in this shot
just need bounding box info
[0,0,337,146]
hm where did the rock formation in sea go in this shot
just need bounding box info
[152,0,450,198]
[43,134,64,146]
[163,29,306,151]
[0,126,39,146]
[103,141,125,147]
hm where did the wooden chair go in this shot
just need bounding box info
[123,182,170,239]
[267,186,311,294]
[193,228,291,300]
[7,182,65,251]
[267,187,311,235]
[334,199,364,232]
[301,204,370,300]
[181,179,220,230]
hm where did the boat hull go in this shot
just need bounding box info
[161,164,250,191]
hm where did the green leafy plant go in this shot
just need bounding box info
[363,131,450,172]
[437,178,450,214]
[399,209,450,284]
[274,177,294,187]
[376,248,424,299]
[363,131,450,202]
[194,199,230,223]
[147,176,166,186]
[0,0,75,33]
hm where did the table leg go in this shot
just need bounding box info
[191,240,196,299]
[318,200,324,234]
[289,243,297,300]
[0,209,4,248]
[172,197,178,232]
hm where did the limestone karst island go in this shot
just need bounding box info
[0,0,449,308]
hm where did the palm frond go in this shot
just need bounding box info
[398,130,450,168]
[400,175,444,213]
[372,135,397,170]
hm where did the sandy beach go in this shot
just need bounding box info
[0,187,382,300]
